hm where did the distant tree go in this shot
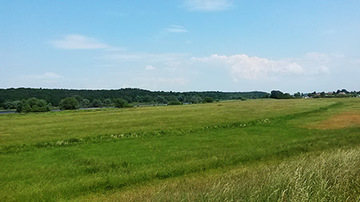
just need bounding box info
[103,99,113,107]
[16,98,50,113]
[270,90,294,99]
[155,96,166,104]
[168,100,182,105]
[3,100,21,109]
[59,97,79,110]
[203,97,214,103]
[113,98,128,108]
[270,90,283,99]
[72,95,83,103]
[341,89,349,94]
[189,96,202,103]
[320,92,326,98]
[91,99,103,107]
[141,95,153,103]
[294,92,302,98]
[80,99,90,108]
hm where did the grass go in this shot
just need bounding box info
[0,99,335,146]
[0,98,359,201]
[94,147,360,201]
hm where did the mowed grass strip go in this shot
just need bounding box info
[0,99,335,146]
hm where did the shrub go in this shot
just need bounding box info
[168,101,182,105]
[16,98,50,113]
[203,97,214,103]
[59,97,79,110]
[113,98,129,108]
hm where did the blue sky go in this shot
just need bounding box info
[1,0,359,93]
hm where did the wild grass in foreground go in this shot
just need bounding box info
[87,147,360,201]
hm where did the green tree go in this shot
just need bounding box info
[294,92,302,98]
[320,92,326,98]
[59,97,79,110]
[270,90,294,99]
[113,98,128,108]
[168,100,182,105]
[103,99,113,107]
[91,99,103,107]
[203,97,214,103]
[80,99,90,108]
[3,101,21,109]
[16,98,50,113]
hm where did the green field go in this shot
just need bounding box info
[1,98,360,201]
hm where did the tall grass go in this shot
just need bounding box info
[97,147,360,201]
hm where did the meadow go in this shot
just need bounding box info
[0,98,359,201]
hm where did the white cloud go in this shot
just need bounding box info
[145,65,156,70]
[316,66,330,74]
[183,0,233,11]
[21,72,64,80]
[101,52,188,62]
[192,54,304,80]
[165,25,188,33]
[51,34,110,50]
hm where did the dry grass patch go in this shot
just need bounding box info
[311,111,360,130]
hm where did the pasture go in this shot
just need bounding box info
[0,98,359,201]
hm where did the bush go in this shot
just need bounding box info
[113,98,129,108]
[16,98,50,113]
[59,97,79,110]
[91,99,103,108]
[168,101,182,105]
[203,97,214,103]
[80,99,90,108]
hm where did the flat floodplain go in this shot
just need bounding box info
[1,98,360,201]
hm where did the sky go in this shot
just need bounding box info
[1,0,360,93]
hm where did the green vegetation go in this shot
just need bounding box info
[270,90,294,99]
[59,97,80,110]
[0,88,267,109]
[113,98,128,108]
[0,98,359,201]
[15,97,50,113]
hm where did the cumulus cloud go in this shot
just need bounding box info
[192,54,304,81]
[51,34,110,50]
[183,0,233,11]
[165,25,188,33]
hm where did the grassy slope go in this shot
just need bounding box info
[0,98,359,201]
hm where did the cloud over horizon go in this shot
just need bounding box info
[192,54,305,81]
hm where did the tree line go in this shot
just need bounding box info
[0,88,268,112]
[268,89,359,99]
